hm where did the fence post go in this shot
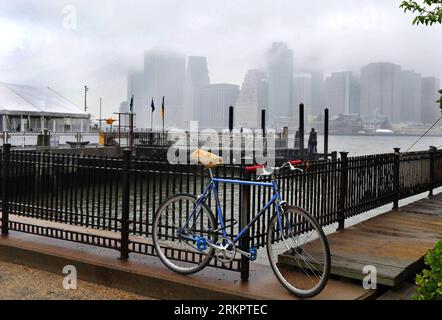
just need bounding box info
[240,169,251,282]
[338,152,348,231]
[1,144,11,236]
[120,148,131,260]
[393,148,401,210]
[429,146,437,198]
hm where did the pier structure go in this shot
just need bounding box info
[0,143,441,299]
[0,103,332,167]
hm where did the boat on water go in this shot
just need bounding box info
[358,128,395,136]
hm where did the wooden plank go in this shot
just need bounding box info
[399,207,442,217]
[278,250,407,287]
[377,282,417,300]
[277,195,442,287]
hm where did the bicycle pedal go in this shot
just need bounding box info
[196,236,208,251]
[249,247,257,261]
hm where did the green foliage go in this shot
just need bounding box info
[413,240,442,300]
[400,0,442,25]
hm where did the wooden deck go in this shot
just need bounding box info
[281,193,442,287]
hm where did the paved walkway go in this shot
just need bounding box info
[0,230,374,300]
[0,259,152,300]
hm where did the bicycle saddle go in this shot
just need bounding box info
[192,149,224,168]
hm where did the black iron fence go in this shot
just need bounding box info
[1,144,442,280]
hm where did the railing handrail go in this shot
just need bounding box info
[1,146,440,278]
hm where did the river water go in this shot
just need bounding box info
[316,134,442,156]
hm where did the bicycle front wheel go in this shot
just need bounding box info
[152,194,216,275]
[267,206,330,298]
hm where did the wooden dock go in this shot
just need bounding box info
[283,193,442,287]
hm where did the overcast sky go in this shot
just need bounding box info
[0,0,441,118]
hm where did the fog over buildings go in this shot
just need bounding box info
[293,74,312,121]
[235,70,268,129]
[421,77,441,124]
[199,84,239,129]
[183,56,210,124]
[267,42,294,128]
[325,72,359,116]
[126,44,440,131]
[360,62,402,122]
[400,70,422,123]
[0,0,441,130]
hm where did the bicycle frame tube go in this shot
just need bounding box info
[211,177,282,244]
[186,181,214,223]
[233,193,279,243]
[212,177,274,188]
[184,175,284,245]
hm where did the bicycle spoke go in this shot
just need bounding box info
[153,194,216,274]
[267,207,330,298]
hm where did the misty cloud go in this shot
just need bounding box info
[0,0,441,118]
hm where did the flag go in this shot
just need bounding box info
[151,98,155,112]
[161,96,165,119]
[161,96,165,134]
[129,95,134,113]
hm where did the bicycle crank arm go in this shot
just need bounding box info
[236,248,251,259]
[207,242,226,251]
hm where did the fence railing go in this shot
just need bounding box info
[1,145,442,280]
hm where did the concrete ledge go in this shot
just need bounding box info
[0,231,374,300]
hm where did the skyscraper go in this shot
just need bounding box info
[235,69,268,129]
[127,72,146,127]
[118,100,130,127]
[199,84,240,129]
[325,72,359,115]
[310,71,325,117]
[350,77,360,115]
[183,56,210,125]
[141,49,186,129]
[360,62,402,122]
[293,74,312,122]
[421,77,441,124]
[267,42,294,128]
[400,70,422,122]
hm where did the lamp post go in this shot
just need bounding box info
[84,85,89,113]
[99,97,102,130]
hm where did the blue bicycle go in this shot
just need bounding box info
[153,151,330,298]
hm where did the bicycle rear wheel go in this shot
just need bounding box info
[266,206,330,298]
[153,194,216,274]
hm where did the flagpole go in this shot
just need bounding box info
[150,98,155,132]
[151,111,153,131]
[162,96,165,135]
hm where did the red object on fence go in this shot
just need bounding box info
[245,160,304,172]
[288,160,303,166]
[245,164,265,172]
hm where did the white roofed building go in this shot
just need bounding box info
[0,82,90,132]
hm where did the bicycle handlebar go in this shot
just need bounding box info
[245,160,304,174]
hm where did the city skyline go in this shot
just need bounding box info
[126,43,440,130]
[1,1,442,118]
